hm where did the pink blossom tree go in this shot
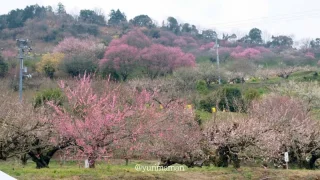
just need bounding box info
[231,48,262,60]
[53,37,105,58]
[109,29,152,49]
[140,44,196,79]
[199,42,215,51]
[54,37,95,55]
[113,99,202,167]
[100,44,139,81]
[1,49,17,60]
[127,79,203,167]
[49,75,160,168]
[49,75,202,168]
[153,30,178,46]
[155,101,203,167]
[305,51,316,60]
[173,36,198,51]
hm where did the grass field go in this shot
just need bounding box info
[1,160,320,180]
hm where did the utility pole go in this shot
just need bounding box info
[16,39,31,102]
[215,35,221,84]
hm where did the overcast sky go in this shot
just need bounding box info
[0,0,319,40]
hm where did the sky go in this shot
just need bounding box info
[0,0,319,41]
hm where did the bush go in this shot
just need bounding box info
[172,67,199,90]
[196,80,209,94]
[100,62,121,81]
[63,55,98,77]
[196,56,211,64]
[217,87,243,112]
[37,53,64,79]
[199,95,216,113]
[33,88,64,108]
[0,55,8,77]
[244,88,261,102]
[24,58,39,72]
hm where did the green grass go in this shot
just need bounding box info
[289,71,320,82]
[0,160,175,179]
[2,160,320,180]
[196,110,212,122]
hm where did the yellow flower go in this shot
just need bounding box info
[36,53,65,73]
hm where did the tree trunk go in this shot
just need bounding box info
[309,155,318,170]
[29,153,50,169]
[20,154,28,166]
[89,157,96,168]
[216,147,229,167]
[125,158,129,166]
[231,154,240,168]
[28,147,61,169]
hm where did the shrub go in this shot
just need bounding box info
[100,62,121,81]
[0,55,8,77]
[33,88,64,108]
[196,80,209,95]
[37,53,64,79]
[24,58,38,72]
[244,88,261,103]
[172,67,199,90]
[196,56,211,64]
[199,95,216,113]
[217,87,243,112]
[63,55,98,77]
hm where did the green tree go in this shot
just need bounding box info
[166,17,180,34]
[0,15,7,30]
[57,2,66,15]
[7,9,24,28]
[79,9,106,25]
[181,23,191,33]
[238,35,251,44]
[267,35,293,48]
[218,87,243,112]
[202,29,217,40]
[310,38,320,48]
[108,9,127,26]
[249,28,263,44]
[191,25,199,35]
[130,15,154,28]
[22,5,36,21]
